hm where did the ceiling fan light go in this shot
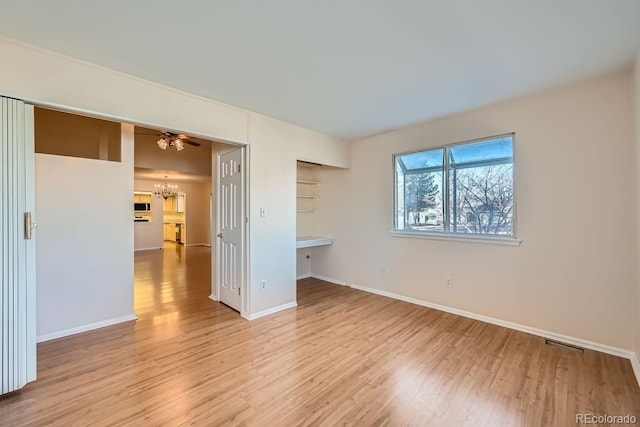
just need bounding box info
[175,140,185,151]
[157,138,168,149]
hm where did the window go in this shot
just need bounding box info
[394,134,515,238]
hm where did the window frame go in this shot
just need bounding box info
[392,133,518,244]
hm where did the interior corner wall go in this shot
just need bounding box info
[133,180,165,251]
[247,113,349,315]
[313,71,635,350]
[36,124,135,339]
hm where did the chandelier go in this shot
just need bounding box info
[157,133,185,151]
[154,176,178,199]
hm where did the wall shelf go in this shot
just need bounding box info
[297,179,320,185]
[297,166,319,216]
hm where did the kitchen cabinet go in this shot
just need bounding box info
[163,192,186,212]
[133,191,153,222]
[134,191,152,203]
[163,224,172,240]
[163,197,174,212]
[164,222,185,243]
[176,193,185,213]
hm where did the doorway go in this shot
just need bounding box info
[132,126,247,316]
[32,107,249,345]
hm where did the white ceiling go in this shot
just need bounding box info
[1,0,639,140]
[134,126,234,183]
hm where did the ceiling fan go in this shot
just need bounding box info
[135,131,201,151]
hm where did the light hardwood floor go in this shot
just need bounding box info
[1,244,639,426]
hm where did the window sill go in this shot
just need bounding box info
[389,230,521,246]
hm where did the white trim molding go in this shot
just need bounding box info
[208,294,218,302]
[297,273,312,280]
[134,246,163,252]
[349,283,636,361]
[242,302,297,321]
[309,274,348,286]
[390,230,521,246]
[631,354,640,387]
[186,243,212,247]
[37,314,138,343]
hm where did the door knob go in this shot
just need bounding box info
[217,233,223,238]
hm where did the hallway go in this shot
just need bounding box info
[134,243,212,318]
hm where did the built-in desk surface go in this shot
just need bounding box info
[296,236,334,249]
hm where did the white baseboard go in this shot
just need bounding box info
[208,293,218,301]
[134,246,163,252]
[242,301,297,321]
[297,273,311,280]
[631,353,640,387]
[186,243,211,247]
[348,283,636,361]
[310,274,348,286]
[36,314,138,343]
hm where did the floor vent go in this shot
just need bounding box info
[544,339,584,353]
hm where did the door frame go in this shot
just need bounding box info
[211,145,249,317]
[20,98,251,320]
[17,96,251,329]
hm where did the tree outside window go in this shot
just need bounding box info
[394,135,515,237]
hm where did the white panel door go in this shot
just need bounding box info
[217,148,244,311]
[1,97,36,394]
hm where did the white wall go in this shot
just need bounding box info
[313,72,635,350]
[180,180,212,245]
[0,37,349,322]
[634,53,640,364]
[0,38,249,145]
[296,251,311,279]
[36,124,135,339]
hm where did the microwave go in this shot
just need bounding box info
[134,202,151,211]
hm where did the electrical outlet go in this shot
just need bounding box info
[260,208,267,217]
[260,280,267,290]
[445,276,453,288]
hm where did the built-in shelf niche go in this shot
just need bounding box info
[296,160,335,279]
[296,161,320,214]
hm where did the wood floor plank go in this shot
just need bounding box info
[1,243,639,426]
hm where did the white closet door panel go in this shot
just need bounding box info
[1,97,36,395]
